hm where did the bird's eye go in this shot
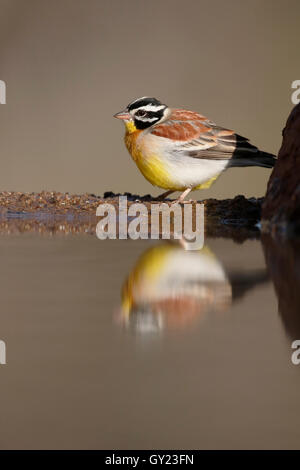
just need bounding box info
[136,110,147,118]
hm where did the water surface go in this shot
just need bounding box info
[0,233,299,449]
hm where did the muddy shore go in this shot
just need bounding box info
[0,191,262,240]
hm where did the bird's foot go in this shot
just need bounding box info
[156,190,174,201]
[170,198,194,205]
[169,188,193,205]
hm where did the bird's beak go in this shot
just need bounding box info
[114,110,131,120]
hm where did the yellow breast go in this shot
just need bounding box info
[123,122,182,190]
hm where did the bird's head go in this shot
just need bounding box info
[114,97,170,132]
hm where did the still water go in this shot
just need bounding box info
[0,232,299,449]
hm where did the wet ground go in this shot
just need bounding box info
[0,191,261,240]
[0,192,299,449]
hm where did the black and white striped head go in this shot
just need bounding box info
[114,97,169,130]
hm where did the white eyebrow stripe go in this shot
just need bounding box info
[135,105,166,112]
[135,116,158,122]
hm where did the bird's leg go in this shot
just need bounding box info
[172,188,193,204]
[156,190,174,201]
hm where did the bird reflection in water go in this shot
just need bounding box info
[262,235,300,341]
[119,241,269,335]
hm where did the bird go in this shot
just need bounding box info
[120,243,232,333]
[114,97,276,203]
[118,241,269,334]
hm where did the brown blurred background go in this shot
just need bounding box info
[0,0,299,198]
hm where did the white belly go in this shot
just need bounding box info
[163,153,229,188]
[140,132,229,189]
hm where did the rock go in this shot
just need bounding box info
[262,234,300,339]
[262,103,300,234]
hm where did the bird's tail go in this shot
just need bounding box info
[230,150,277,168]
[251,151,276,168]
